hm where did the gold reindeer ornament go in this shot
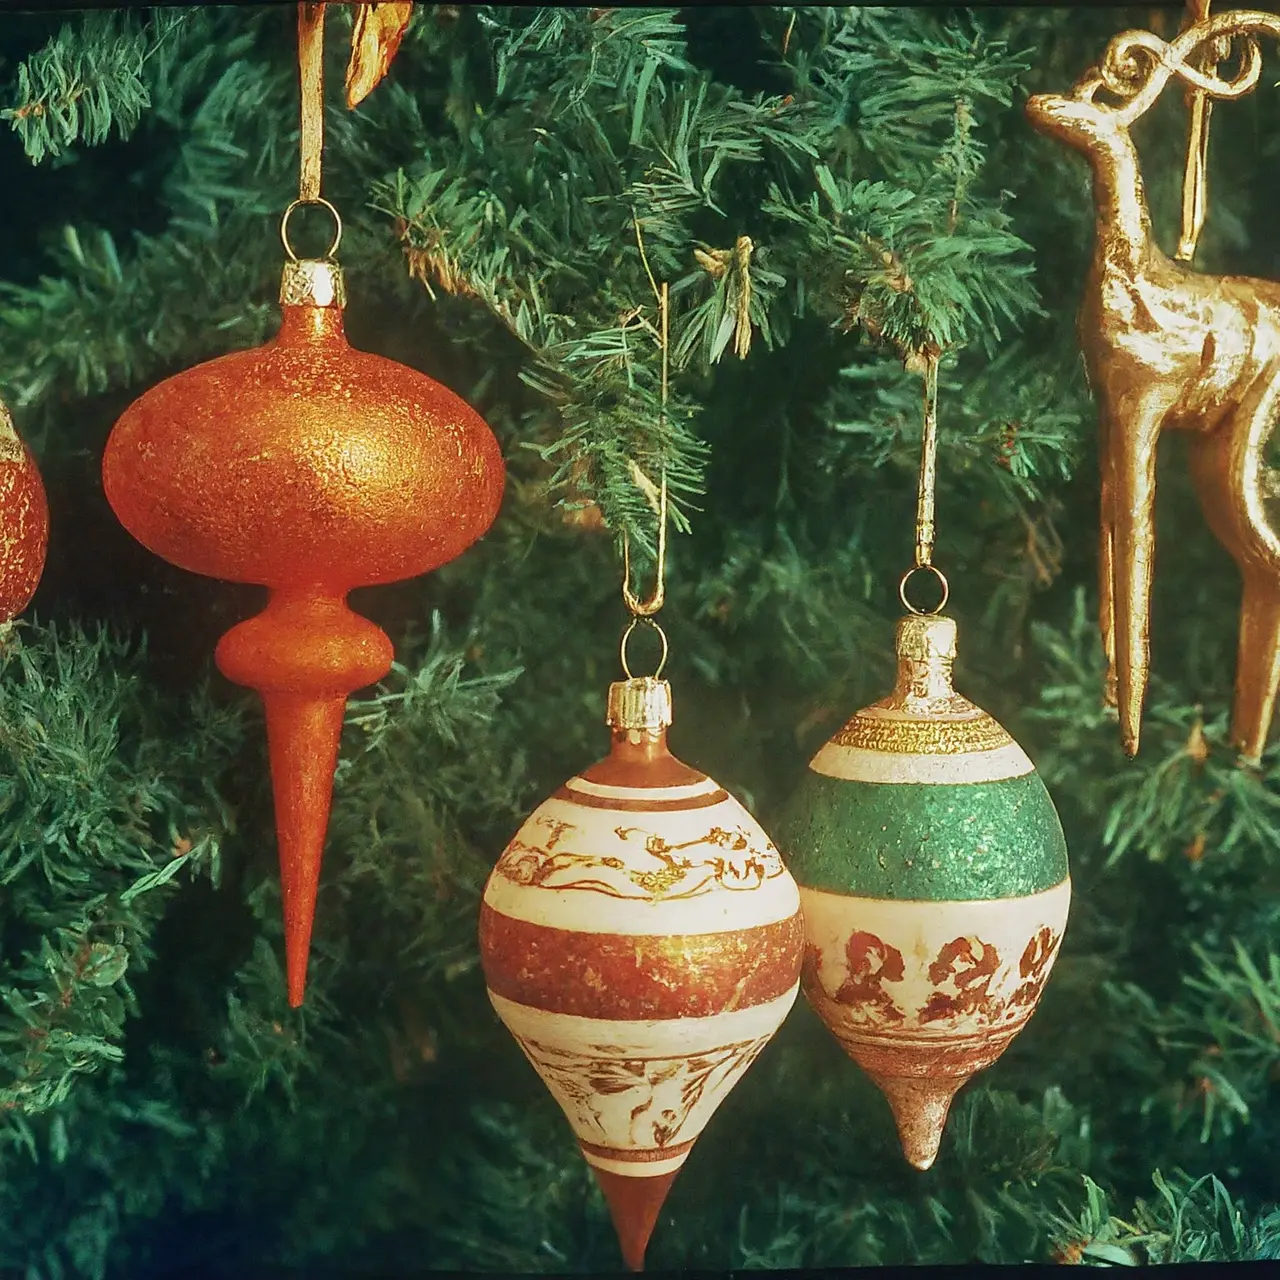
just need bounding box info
[1026,9,1280,761]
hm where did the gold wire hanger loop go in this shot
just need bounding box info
[280,197,344,262]
[899,563,951,616]
[620,615,670,680]
[621,474,667,617]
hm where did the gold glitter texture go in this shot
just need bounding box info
[831,713,1012,756]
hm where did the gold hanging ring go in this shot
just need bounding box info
[280,197,343,262]
[620,615,669,680]
[899,563,950,616]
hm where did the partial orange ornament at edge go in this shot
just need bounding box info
[101,256,505,1006]
[0,398,49,624]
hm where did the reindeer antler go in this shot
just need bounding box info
[1071,10,1280,124]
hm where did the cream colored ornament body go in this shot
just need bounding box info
[479,677,804,1270]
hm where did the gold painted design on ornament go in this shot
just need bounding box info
[495,814,788,902]
[511,1033,772,1150]
[539,817,575,850]
[830,712,1012,755]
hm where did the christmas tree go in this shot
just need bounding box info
[2,4,1280,1275]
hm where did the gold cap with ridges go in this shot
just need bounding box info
[607,677,673,733]
[896,613,957,662]
[280,259,347,309]
[887,614,972,713]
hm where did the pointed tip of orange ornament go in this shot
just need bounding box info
[869,1073,964,1171]
[265,688,343,1011]
[216,595,395,1010]
[285,934,310,1008]
[589,1163,680,1272]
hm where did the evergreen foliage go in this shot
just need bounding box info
[0,4,1278,1275]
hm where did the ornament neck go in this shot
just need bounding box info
[581,678,705,787]
[277,258,347,343]
[278,304,346,344]
[892,651,956,703]
[0,401,25,463]
[888,614,966,713]
[582,725,705,788]
[610,727,673,763]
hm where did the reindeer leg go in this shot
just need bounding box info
[1110,395,1168,757]
[1189,362,1280,763]
[1097,407,1118,708]
[1232,570,1280,762]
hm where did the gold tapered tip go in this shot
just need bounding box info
[869,1073,964,1171]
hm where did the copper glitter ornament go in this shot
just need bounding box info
[0,399,49,624]
[102,253,504,1005]
[479,674,803,1270]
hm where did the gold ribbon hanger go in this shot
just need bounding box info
[284,3,414,260]
[295,0,416,202]
[1177,0,1217,261]
[298,3,326,204]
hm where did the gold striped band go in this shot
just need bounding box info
[830,712,1013,756]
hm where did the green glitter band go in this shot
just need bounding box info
[773,770,1068,901]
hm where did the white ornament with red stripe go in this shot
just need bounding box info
[479,675,804,1272]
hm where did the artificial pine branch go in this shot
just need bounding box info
[2,11,191,163]
[0,623,242,1126]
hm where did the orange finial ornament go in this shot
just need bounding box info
[101,3,504,1005]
